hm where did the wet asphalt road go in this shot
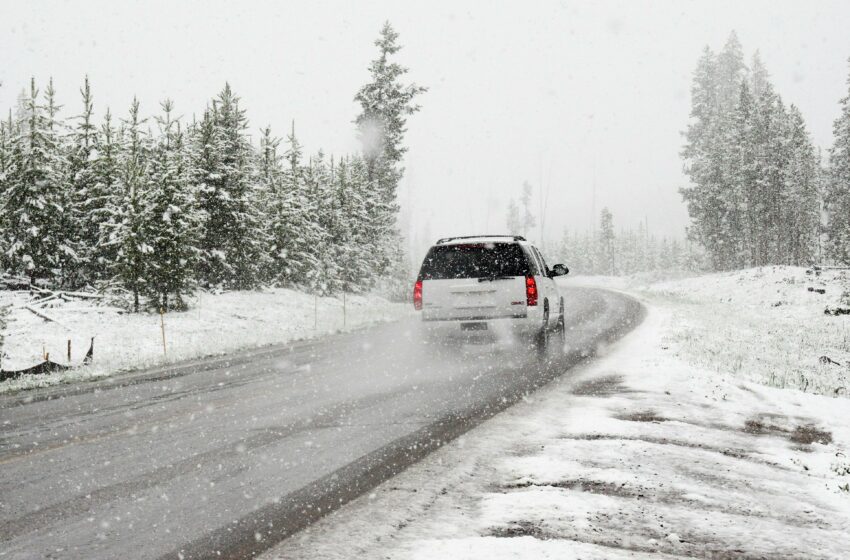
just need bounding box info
[0,286,642,559]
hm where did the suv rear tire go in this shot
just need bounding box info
[535,300,550,354]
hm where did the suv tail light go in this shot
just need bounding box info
[525,275,538,307]
[413,280,423,310]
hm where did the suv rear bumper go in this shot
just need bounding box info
[421,311,527,321]
[420,308,544,341]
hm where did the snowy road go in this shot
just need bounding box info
[0,287,641,560]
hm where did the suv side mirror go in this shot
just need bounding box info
[550,264,569,277]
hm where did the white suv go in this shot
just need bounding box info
[413,235,569,348]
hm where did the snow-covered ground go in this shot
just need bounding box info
[0,288,409,393]
[581,266,850,397]
[263,267,850,559]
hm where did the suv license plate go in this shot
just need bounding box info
[461,322,488,331]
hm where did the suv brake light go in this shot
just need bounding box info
[413,280,423,310]
[525,275,538,306]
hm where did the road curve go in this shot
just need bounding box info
[0,287,643,559]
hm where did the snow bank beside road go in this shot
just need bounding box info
[575,266,850,397]
[264,272,850,560]
[0,288,409,393]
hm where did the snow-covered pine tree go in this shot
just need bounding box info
[681,47,723,267]
[681,34,749,270]
[826,58,850,265]
[0,111,13,273]
[617,228,639,274]
[658,237,672,270]
[2,78,68,285]
[580,230,597,274]
[331,156,369,292]
[0,110,12,180]
[783,105,821,265]
[90,109,121,281]
[520,181,536,238]
[192,103,223,284]
[269,123,320,287]
[144,100,201,310]
[714,33,748,269]
[302,151,339,295]
[670,238,684,271]
[195,85,269,289]
[732,81,758,266]
[257,125,284,283]
[505,199,522,234]
[347,154,382,289]
[756,85,791,265]
[599,208,615,275]
[42,79,81,287]
[103,99,151,311]
[68,76,102,286]
[354,22,426,278]
[750,50,770,98]
[681,33,823,270]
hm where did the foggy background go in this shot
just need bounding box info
[2,0,850,262]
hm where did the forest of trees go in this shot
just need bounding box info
[555,33,850,277]
[553,208,704,276]
[681,32,850,270]
[0,23,424,311]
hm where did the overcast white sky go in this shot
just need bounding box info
[2,0,850,259]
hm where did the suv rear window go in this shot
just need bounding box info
[418,243,530,280]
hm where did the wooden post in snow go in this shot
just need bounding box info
[67,339,71,362]
[160,308,167,357]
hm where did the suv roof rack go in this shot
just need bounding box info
[436,235,526,245]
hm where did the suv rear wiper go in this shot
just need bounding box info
[477,275,515,282]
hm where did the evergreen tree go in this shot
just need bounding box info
[90,109,121,281]
[826,58,850,264]
[302,151,338,295]
[68,76,101,285]
[682,32,822,270]
[0,23,428,300]
[732,81,757,266]
[354,22,426,277]
[520,181,536,238]
[103,99,151,311]
[332,155,372,291]
[784,105,821,265]
[144,100,201,310]
[191,103,222,283]
[257,125,284,282]
[195,84,269,289]
[681,46,726,268]
[0,111,12,180]
[599,208,615,275]
[272,123,320,286]
[751,83,789,265]
[347,154,382,289]
[0,111,14,272]
[506,199,521,234]
[2,78,68,285]
[750,50,770,98]
[43,79,80,287]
